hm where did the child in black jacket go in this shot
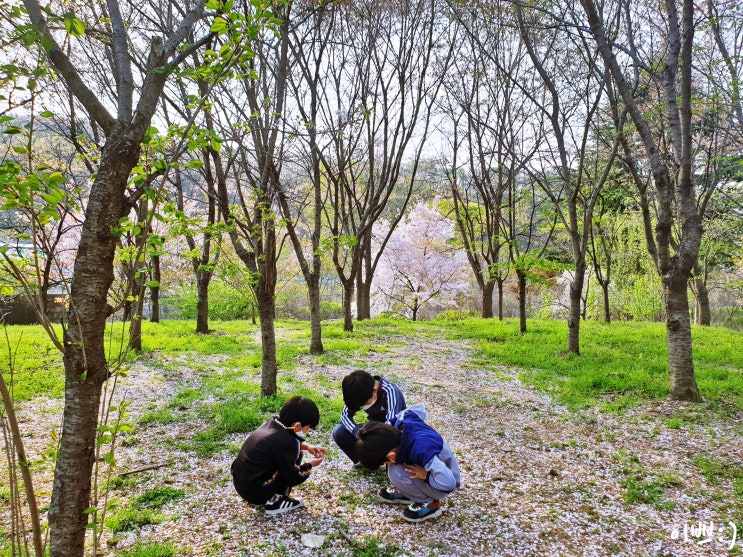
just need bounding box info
[231,396,326,515]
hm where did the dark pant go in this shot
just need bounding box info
[332,424,359,463]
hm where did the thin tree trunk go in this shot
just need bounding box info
[497,277,505,321]
[357,234,372,320]
[307,275,323,354]
[129,277,145,352]
[692,262,711,325]
[0,373,43,557]
[517,269,527,334]
[150,254,160,323]
[601,281,611,323]
[342,280,354,332]
[568,266,585,355]
[195,273,211,334]
[256,289,277,396]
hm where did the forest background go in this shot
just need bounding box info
[0,0,742,556]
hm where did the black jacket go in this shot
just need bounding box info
[231,417,311,501]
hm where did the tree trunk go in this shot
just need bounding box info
[128,277,145,352]
[497,277,505,321]
[481,281,495,319]
[195,272,211,334]
[307,275,324,354]
[256,288,277,396]
[356,236,372,320]
[568,268,584,355]
[601,280,611,323]
[342,280,354,332]
[150,254,160,323]
[517,269,527,334]
[358,281,371,321]
[664,275,701,400]
[51,140,136,557]
[692,262,711,326]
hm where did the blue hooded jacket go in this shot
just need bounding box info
[392,406,444,466]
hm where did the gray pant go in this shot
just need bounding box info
[387,463,451,504]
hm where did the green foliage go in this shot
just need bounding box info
[613,450,679,509]
[105,505,163,534]
[693,455,743,486]
[133,487,185,510]
[350,536,410,557]
[167,280,256,321]
[116,541,176,557]
[439,318,743,410]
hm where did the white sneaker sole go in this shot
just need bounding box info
[265,500,303,515]
[402,506,443,522]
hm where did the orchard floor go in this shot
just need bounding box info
[8,332,743,557]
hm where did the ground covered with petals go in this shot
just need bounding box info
[7,329,743,557]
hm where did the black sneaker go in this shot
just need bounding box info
[402,501,442,523]
[378,487,412,505]
[264,494,303,515]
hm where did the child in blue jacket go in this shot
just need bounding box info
[356,404,460,522]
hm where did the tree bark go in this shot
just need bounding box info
[517,269,527,334]
[497,277,505,321]
[481,281,495,319]
[195,272,211,334]
[568,265,585,355]
[52,135,138,557]
[256,289,277,396]
[601,281,611,323]
[356,235,372,320]
[150,254,160,323]
[307,274,324,354]
[342,280,354,332]
[692,261,711,326]
[664,275,700,399]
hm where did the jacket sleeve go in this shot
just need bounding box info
[424,455,458,492]
[383,380,406,424]
[339,405,360,437]
[275,439,312,488]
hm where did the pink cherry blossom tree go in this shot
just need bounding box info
[372,201,472,320]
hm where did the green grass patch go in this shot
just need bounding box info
[613,450,680,510]
[1,323,65,400]
[437,317,743,410]
[116,541,176,557]
[134,487,185,510]
[106,506,164,534]
[693,455,743,485]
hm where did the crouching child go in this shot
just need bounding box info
[356,404,460,523]
[231,396,326,515]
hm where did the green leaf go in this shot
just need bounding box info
[63,13,86,37]
[211,17,227,33]
[40,110,54,118]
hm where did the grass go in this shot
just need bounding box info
[436,317,743,410]
[116,541,177,557]
[3,316,742,415]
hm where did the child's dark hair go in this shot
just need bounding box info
[342,369,375,412]
[355,421,402,469]
[279,396,320,429]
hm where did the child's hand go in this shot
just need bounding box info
[303,444,327,458]
[404,464,427,480]
[310,455,325,467]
